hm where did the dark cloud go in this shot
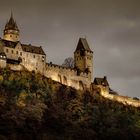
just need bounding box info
[0,0,140,97]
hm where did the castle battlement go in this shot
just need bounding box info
[46,63,76,71]
[0,14,140,107]
[100,86,140,107]
[0,14,93,90]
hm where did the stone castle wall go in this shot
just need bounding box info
[98,85,140,107]
[44,63,91,90]
[3,43,46,74]
[7,63,24,71]
[1,61,140,107]
[0,59,6,68]
[0,61,91,90]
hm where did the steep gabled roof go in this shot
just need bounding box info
[21,44,46,55]
[2,39,18,48]
[5,13,19,31]
[94,76,109,86]
[75,38,93,52]
[1,39,45,55]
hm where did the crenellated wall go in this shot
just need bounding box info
[97,85,140,107]
[1,60,140,107]
[44,63,91,90]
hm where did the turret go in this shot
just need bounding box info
[74,38,93,82]
[3,13,20,42]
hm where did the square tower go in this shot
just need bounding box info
[74,38,93,82]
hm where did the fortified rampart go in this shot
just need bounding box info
[1,14,140,108]
[45,63,91,90]
[98,85,140,107]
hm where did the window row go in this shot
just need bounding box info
[5,48,45,61]
[6,49,22,56]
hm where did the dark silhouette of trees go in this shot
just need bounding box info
[62,57,74,68]
[0,67,140,140]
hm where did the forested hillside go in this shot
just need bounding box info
[0,68,140,140]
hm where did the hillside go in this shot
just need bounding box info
[0,68,140,140]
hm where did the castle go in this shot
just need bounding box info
[0,14,93,90]
[1,14,140,107]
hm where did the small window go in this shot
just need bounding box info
[20,52,22,56]
[11,50,14,54]
[42,56,45,62]
[6,49,8,53]
[16,51,18,55]
[33,55,35,58]
[10,35,12,37]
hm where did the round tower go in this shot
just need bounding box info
[3,13,20,42]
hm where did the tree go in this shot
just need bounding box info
[62,57,74,68]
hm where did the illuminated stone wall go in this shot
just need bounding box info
[7,63,23,71]
[3,43,46,74]
[3,31,19,42]
[0,59,6,68]
[21,51,46,74]
[98,85,140,107]
[45,63,91,90]
[0,41,92,90]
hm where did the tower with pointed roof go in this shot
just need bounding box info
[3,13,20,42]
[74,38,93,82]
[0,13,95,90]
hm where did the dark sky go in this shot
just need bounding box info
[0,0,140,98]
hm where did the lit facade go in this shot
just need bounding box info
[0,14,93,90]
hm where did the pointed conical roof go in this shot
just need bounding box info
[75,38,93,52]
[5,13,19,31]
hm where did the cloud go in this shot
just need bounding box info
[0,0,140,97]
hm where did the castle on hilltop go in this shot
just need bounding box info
[1,14,140,107]
[0,14,94,90]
